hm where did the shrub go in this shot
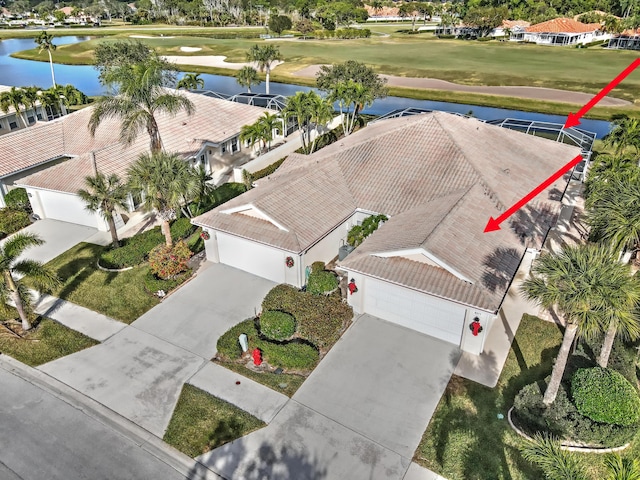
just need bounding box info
[311,261,325,274]
[260,311,296,341]
[307,270,338,295]
[262,284,352,349]
[170,217,196,240]
[149,240,192,279]
[4,188,30,212]
[513,381,637,447]
[0,208,30,236]
[142,268,192,295]
[347,214,388,247]
[572,367,640,426]
[99,228,164,268]
[251,158,286,180]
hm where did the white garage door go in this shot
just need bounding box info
[36,189,100,228]
[218,233,286,284]
[364,278,465,345]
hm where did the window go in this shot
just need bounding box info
[231,137,238,153]
[36,113,43,121]
[200,154,206,167]
[27,116,35,124]
[9,121,17,130]
[221,143,227,154]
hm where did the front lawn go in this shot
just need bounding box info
[163,384,265,458]
[415,314,640,479]
[0,315,98,366]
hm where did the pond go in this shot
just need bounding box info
[0,35,613,138]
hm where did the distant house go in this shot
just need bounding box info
[0,85,57,137]
[607,28,640,50]
[492,19,530,37]
[0,92,280,230]
[511,18,610,45]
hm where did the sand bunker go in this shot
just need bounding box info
[163,55,284,71]
[180,46,202,52]
[129,34,175,39]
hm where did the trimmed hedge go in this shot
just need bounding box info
[513,381,637,447]
[4,188,30,212]
[252,158,287,180]
[311,261,325,274]
[0,208,31,236]
[142,269,192,295]
[260,311,296,341]
[262,284,352,350]
[170,217,196,239]
[307,270,338,295]
[216,318,319,370]
[572,367,640,426]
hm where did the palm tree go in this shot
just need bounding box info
[519,433,588,480]
[189,165,215,216]
[331,79,375,135]
[240,122,265,154]
[283,90,333,153]
[0,87,28,128]
[245,44,282,94]
[35,31,57,88]
[77,173,129,249]
[0,233,59,331]
[521,244,640,404]
[257,111,280,150]
[176,73,204,90]
[604,117,640,156]
[127,152,198,246]
[89,57,195,154]
[236,66,262,93]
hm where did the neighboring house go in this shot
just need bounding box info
[607,28,640,49]
[511,18,610,45]
[492,19,529,37]
[192,112,581,354]
[0,91,276,229]
[0,85,55,137]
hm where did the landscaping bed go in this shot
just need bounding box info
[0,315,98,366]
[415,314,640,480]
[163,384,265,458]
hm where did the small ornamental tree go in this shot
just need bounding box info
[572,367,640,426]
[260,311,296,341]
[148,240,192,279]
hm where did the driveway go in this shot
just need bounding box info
[3,219,97,264]
[37,263,277,436]
[198,314,461,479]
[133,263,276,358]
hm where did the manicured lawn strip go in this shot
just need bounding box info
[0,317,98,366]
[163,383,265,458]
[216,360,305,397]
[43,242,160,324]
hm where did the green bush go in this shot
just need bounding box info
[99,227,164,268]
[251,158,287,180]
[4,188,30,212]
[142,269,192,294]
[572,367,640,426]
[347,214,388,247]
[260,311,296,341]
[262,284,352,349]
[148,240,192,279]
[513,381,637,447]
[307,270,338,295]
[311,261,325,274]
[0,208,30,236]
[170,217,196,240]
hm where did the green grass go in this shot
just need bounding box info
[42,242,162,323]
[163,383,265,457]
[416,314,640,479]
[0,316,98,366]
[217,360,305,397]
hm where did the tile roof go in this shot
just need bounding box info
[194,112,581,312]
[526,18,601,33]
[502,20,530,28]
[9,91,270,192]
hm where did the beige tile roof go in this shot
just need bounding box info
[194,112,581,311]
[10,91,270,193]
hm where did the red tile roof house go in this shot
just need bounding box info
[192,112,582,355]
[1,91,276,231]
[512,17,610,45]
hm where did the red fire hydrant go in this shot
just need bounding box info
[469,318,483,337]
[348,279,358,295]
[252,348,262,366]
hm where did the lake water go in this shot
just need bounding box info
[0,36,613,138]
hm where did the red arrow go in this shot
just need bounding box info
[484,154,583,233]
[564,58,640,129]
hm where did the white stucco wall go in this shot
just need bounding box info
[459,309,495,355]
[303,218,350,270]
[26,187,105,230]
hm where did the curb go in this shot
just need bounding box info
[95,260,134,272]
[507,407,630,453]
[0,354,225,480]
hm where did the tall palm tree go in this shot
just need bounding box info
[236,66,261,93]
[0,87,28,128]
[0,233,59,331]
[246,44,282,94]
[176,73,204,90]
[89,57,195,154]
[521,244,640,404]
[35,31,57,88]
[331,79,375,135]
[77,173,129,249]
[127,152,198,246]
[519,434,588,480]
[257,111,280,150]
[20,86,40,123]
[283,90,333,153]
[240,122,264,154]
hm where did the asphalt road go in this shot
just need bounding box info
[0,368,190,480]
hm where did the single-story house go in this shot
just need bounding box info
[192,112,581,353]
[1,91,277,230]
[0,85,57,136]
[607,28,640,49]
[511,17,610,45]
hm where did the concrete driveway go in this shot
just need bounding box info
[2,219,97,264]
[132,263,276,358]
[198,315,461,479]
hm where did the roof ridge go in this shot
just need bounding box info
[419,184,475,247]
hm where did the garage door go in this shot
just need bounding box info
[364,278,465,345]
[218,233,286,284]
[36,189,100,228]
